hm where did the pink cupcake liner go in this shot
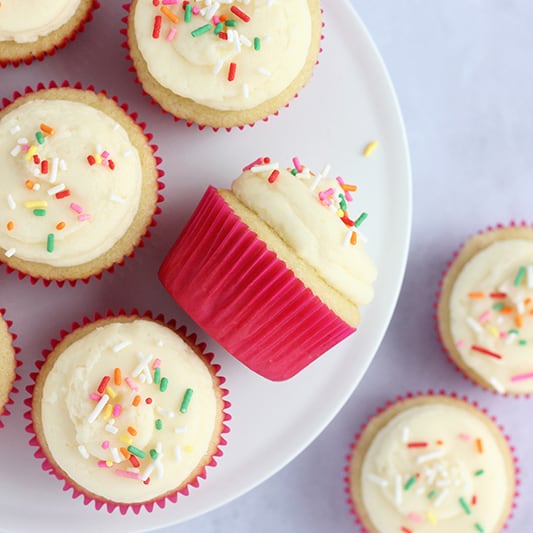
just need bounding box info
[0,80,165,287]
[24,307,231,514]
[159,186,354,381]
[0,1,100,69]
[344,390,520,532]
[0,308,22,429]
[120,3,324,132]
[434,220,533,398]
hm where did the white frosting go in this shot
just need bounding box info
[0,98,143,267]
[40,319,220,503]
[449,239,533,394]
[133,0,313,110]
[361,403,511,532]
[231,164,376,306]
[0,0,81,43]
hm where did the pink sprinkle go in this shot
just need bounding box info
[125,377,138,391]
[456,340,466,349]
[70,202,83,214]
[319,188,335,200]
[242,157,264,171]
[459,433,472,441]
[101,440,110,450]
[500,331,507,339]
[336,176,353,201]
[21,145,30,152]
[192,5,200,14]
[510,372,533,382]
[292,157,303,173]
[213,15,220,24]
[78,214,91,222]
[115,470,141,480]
[89,393,101,401]
[113,404,122,417]
[101,151,110,159]
[478,310,492,324]
[162,0,177,4]
[152,358,161,369]
[98,460,112,468]
[166,28,177,41]
[408,513,422,523]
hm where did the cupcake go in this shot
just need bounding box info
[159,156,376,381]
[0,309,18,429]
[27,311,230,512]
[125,0,322,129]
[437,224,533,395]
[0,83,163,285]
[0,0,99,67]
[347,393,517,533]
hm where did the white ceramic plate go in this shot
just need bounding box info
[0,0,411,531]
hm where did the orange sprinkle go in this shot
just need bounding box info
[436,440,444,446]
[219,14,227,22]
[500,307,513,314]
[468,292,486,299]
[114,367,122,386]
[350,231,357,245]
[525,297,532,306]
[6,221,14,231]
[40,123,55,135]
[56,221,66,230]
[120,447,131,460]
[161,6,179,23]
[515,313,523,328]
[132,395,141,407]
[25,179,35,190]
[476,438,483,454]
[341,184,358,192]
[127,426,137,436]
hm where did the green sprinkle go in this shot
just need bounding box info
[509,329,519,335]
[160,377,168,392]
[180,388,194,413]
[290,168,298,176]
[519,339,528,346]
[474,469,485,476]
[184,3,192,22]
[127,445,146,459]
[427,489,438,500]
[46,233,54,253]
[191,24,212,37]
[149,449,159,460]
[475,524,484,533]
[33,209,46,216]
[225,19,237,27]
[354,212,368,227]
[339,194,347,212]
[214,22,224,34]
[155,419,163,430]
[459,497,471,515]
[35,131,45,144]
[404,475,417,491]
[154,367,161,385]
[514,266,526,286]
[492,302,505,311]
[253,36,261,50]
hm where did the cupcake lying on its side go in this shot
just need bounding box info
[0,0,98,67]
[159,157,376,381]
[0,84,162,285]
[0,310,18,429]
[27,312,230,512]
[126,0,322,129]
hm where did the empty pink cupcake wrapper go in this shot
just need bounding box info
[434,220,533,398]
[344,389,521,532]
[0,80,165,287]
[0,1,100,69]
[24,307,231,514]
[159,186,354,381]
[120,3,324,132]
[0,308,22,429]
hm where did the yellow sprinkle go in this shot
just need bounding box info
[363,140,378,157]
[427,512,437,525]
[25,145,37,160]
[106,460,113,467]
[94,154,102,165]
[336,209,344,217]
[183,445,193,453]
[24,200,47,209]
[103,404,113,420]
[487,326,499,338]
[105,386,117,399]
[120,434,133,445]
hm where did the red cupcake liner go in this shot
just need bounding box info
[434,220,533,398]
[0,1,100,69]
[0,80,165,287]
[23,307,231,514]
[159,186,354,381]
[0,308,22,429]
[344,390,520,532]
[120,2,324,132]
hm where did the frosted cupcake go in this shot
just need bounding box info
[347,394,517,533]
[0,0,98,67]
[0,84,162,284]
[125,0,322,129]
[28,312,229,511]
[437,224,533,395]
[0,309,18,428]
[159,156,376,380]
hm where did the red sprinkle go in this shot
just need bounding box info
[55,189,71,199]
[129,455,140,468]
[490,292,507,298]
[341,215,354,227]
[41,160,49,174]
[228,62,237,81]
[268,169,280,183]
[218,31,228,40]
[33,154,40,165]
[153,15,162,39]
[230,5,250,22]
[407,442,428,448]
[97,376,110,394]
[401,528,413,533]
[87,155,96,166]
[108,160,115,170]
[471,345,503,360]
[145,397,153,405]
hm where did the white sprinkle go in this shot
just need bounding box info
[88,394,110,423]
[436,479,451,487]
[417,450,446,464]
[123,149,133,158]
[240,34,251,47]
[505,331,518,345]
[157,339,164,347]
[96,144,102,154]
[59,159,67,171]
[174,426,187,434]
[434,488,449,507]
[10,145,21,157]
[157,406,175,418]
[78,445,90,459]
[401,426,410,443]
[49,157,59,183]
[47,183,66,196]
[32,183,40,191]
[174,446,182,462]
[527,265,533,289]
[110,194,126,204]
[204,2,219,21]
[367,473,388,487]
[489,376,506,393]
[310,174,323,192]
[32,167,41,177]
[242,83,249,99]
[257,67,271,76]
[466,316,483,333]
[5,248,16,258]
[343,230,353,247]
[113,340,131,353]
[17,137,28,145]
[105,424,119,434]
[251,163,279,173]
[154,459,164,480]
[395,474,402,505]
[111,447,121,463]
[416,486,426,495]
[139,374,147,384]
[9,125,21,135]
[113,123,120,131]
[126,467,140,474]
[213,58,224,75]
[141,462,155,482]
